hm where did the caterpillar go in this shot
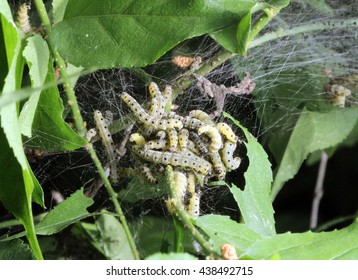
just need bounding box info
[209,151,226,180]
[178,129,189,150]
[129,133,146,147]
[121,92,183,131]
[187,191,201,217]
[86,128,97,142]
[198,125,223,152]
[137,162,158,184]
[17,3,32,34]
[189,110,215,126]
[174,171,187,204]
[163,85,173,106]
[216,123,238,143]
[156,131,167,140]
[168,129,178,151]
[148,82,165,117]
[186,172,196,197]
[220,141,241,170]
[132,146,212,175]
[139,124,156,137]
[182,116,206,130]
[93,110,119,184]
[143,139,170,150]
[190,131,209,155]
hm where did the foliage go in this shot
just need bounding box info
[0,0,357,260]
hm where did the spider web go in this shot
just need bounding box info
[24,0,358,234]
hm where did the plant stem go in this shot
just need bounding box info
[310,151,328,229]
[33,0,139,259]
[166,166,220,259]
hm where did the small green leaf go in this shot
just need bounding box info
[53,0,257,68]
[236,12,252,56]
[224,112,275,236]
[25,59,87,152]
[90,213,135,260]
[35,189,94,235]
[52,0,69,24]
[195,215,261,254]
[19,34,50,137]
[272,106,358,198]
[146,252,197,260]
[0,239,34,260]
[245,219,358,260]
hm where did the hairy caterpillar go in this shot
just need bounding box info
[93,110,119,184]
[132,146,212,175]
[198,125,223,152]
[138,162,158,184]
[168,129,178,151]
[189,110,215,126]
[178,129,189,150]
[187,191,201,217]
[129,133,146,147]
[17,3,32,34]
[174,171,187,204]
[221,141,241,170]
[216,123,238,143]
[209,151,226,180]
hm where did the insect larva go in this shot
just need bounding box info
[216,123,238,143]
[156,118,183,131]
[163,85,173,105]
[186,172,196,196]
[17,4,32,34]
[139,124,156,137]
[131,146,212,175]
[209,151,226,180]
[183,116,206,130]
[178,129,189,150]
[129,133,146,147]
[190,131,209,155]
[198,125,223,152]
[187,191,201,217]
[189,110,215,126]
[174,171,187,204]
[156,130,167,140]
[168,129,178,151]
[220,141,241,170]
[86,128,97,142]
[93,110,119,184]
[148,82,165,117]
[144,139,169,150]
[138,162,158,184]
[186,140,201,155]
[121,92,154,126]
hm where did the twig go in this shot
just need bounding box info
[310,151,329,229]
[33,0,139,260]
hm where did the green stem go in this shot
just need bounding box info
[33,0,139,260]
[166,166,220,259]
[173,217,184,253]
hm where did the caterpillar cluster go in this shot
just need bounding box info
[120,82,242,217]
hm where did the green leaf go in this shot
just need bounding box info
[0,239,35,260]
[224,112,275,236]
[195,215,261,255]
[0,2,43,259]
[244,219,358,260]
[236,12,252,56]
[25,59,87,152]
[118,172,167,203]
[35,189,94,235]
[87,213,135,260]
[146,252,197,260]
[52,0,69,24]
[52,0,258,68]
[272,106,358,198]
[19,34,50,137]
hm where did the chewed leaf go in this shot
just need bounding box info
[52,0,258,68]
[0,239,34,260]
[224,112,275,236]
